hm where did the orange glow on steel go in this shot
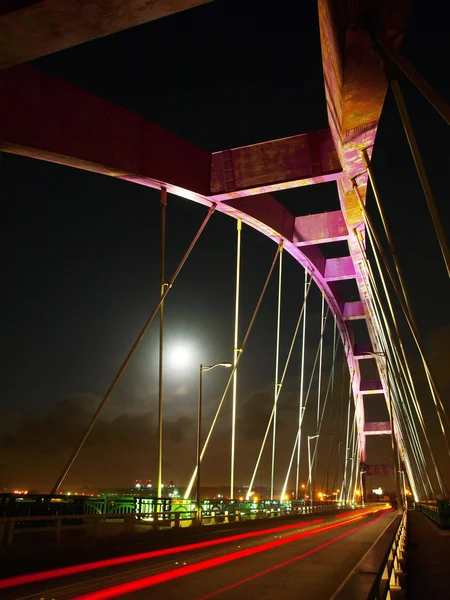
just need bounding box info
[0,519,323,590]
[71,513,373,600]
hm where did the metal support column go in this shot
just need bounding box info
[230,219,242,500]
[296,269,308,499]
[314,293,325,499]
[157,187,167,500]
[271,246,283,500]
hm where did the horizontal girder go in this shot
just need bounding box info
[364,421,392,435]
[0,65,342,201]
[0,0,213,69]
[360,380,384,395]
[324,256,355,281]
[293,210,349,246]
[210,131,341,199]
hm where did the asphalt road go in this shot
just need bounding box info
[1,506,396,600]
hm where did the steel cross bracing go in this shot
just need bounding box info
[0,2,431,492]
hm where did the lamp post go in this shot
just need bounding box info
[360,470,366,506]
[308,434,319,507]
[363,350,403,512]
[197,363,232,516]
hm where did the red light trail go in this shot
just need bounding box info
[198,508,392,599]
[72,510,387,600]
[0,518,324,590]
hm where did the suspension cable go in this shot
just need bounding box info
[352,179,450,455]
[345,412,358,504]
[184,242,282,500]
[332,359,347,496]
[360,231,441,498]
[246,276,314,500]
[295,269,309,499]
[353,227,435,497]
[374,32,450,126]
[354,215,445,499]
[340,373,355,504]
[354,223,444,498]
[324,318,338,494]
[271,246,283,500]
[360,231,447,497]
[281,305,330,502]
[305,328,341,500]
[51,202,217,494]
[157,186,167,500]
[230,218,242,500]
[314,293,326,492]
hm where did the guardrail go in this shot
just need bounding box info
[0,502,358,548]
[414,501,450,528]
[331,510,407,600]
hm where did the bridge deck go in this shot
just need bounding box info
[407,509,450,600]
[0,508,395,599]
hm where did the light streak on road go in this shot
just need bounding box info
[73,510,387,600]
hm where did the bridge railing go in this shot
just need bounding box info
[414,500,450,528]
[0,502,359,548]
[331,511,406,600]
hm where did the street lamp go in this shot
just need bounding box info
[308,435,319,507]
[363,350,403,512]
[360,470,366,506]
[197,363,232,514]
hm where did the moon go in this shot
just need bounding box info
[168,345,193,370]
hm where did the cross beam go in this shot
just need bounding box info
[0,0,213,69]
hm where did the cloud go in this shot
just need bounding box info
[0,392,195,492]
[173,383,190,396]
[0,361,352,493]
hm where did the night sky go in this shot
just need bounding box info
[1,0,449,495]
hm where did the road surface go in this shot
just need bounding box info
[0,506,395,599]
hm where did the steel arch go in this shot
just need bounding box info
[0,0,413,463]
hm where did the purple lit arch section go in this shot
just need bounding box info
[0,69,362,449]
[0,0,413,461]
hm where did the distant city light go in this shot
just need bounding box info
[373,487,383,496]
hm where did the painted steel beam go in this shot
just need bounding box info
[343,300,364,320]
[223,195,295,242]
[210,130,342,200]
[0,0,412,469]
[319,1,411,457]
[360,380,384,394]
[324,256,355,281]
[0,0,213,69]
[364,421,392,435]
[0,66,342,202]
[0,65,211,199]
[354,342,374,359]
[293,210,349,246]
